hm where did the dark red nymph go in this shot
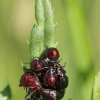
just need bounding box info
[30,59,48,73]
[19,72,41,89]
[43,67,58,88]
[45,47,60,60]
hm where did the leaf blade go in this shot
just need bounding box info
[91,71,100,100]
[43,0,56,47]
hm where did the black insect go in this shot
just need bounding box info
[29,88,65,100]
[29,88,56,100]
[19,47,68,100]
[56,69,68,90]
[30,59,48,73]
[45,47,60,61]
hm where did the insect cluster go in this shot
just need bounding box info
[19,47,68,100]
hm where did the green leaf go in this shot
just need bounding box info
[43,0,56,47]
[35,0,44,26]
[91,71,100,100]
[0,85,12,99]
[29,24,44,60]
[29,0,44,60]
[29,0,56,61]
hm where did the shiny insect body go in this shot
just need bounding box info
[55,64,68,89]
[19,47,68,100]
[27,88,65,100]
[43,67,58,88]
[45,47,60,61]
[19,72,41,100]
[30,59,48,73]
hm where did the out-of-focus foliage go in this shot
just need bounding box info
[91,71,100,100]
[0,0,100,100]
[0,94,7,100]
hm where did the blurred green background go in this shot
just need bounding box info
[0,0,100,100]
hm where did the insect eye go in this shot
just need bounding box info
[52,50,57,57]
